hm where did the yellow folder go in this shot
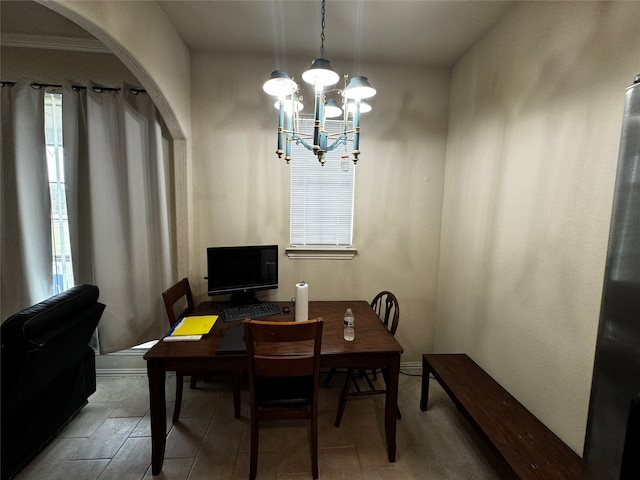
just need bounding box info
[170,315,218,336]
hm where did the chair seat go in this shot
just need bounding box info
[255,375,314,407]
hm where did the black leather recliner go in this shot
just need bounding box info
[1,284,106,480]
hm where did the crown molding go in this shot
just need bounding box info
[1,32,111,54]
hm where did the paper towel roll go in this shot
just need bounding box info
[295,281,309,322]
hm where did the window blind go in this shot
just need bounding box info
[290,117,355,246]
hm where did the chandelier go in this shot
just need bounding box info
[262,0,376,165]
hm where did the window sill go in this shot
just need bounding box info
[285,246,358,260]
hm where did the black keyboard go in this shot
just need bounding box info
[222,302,281,322]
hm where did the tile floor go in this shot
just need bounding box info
[14,368,510,480]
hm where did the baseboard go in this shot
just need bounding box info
[97,358,424,377]
[400,362,422,375]
[97,368,157,377]
[95,348,147,373]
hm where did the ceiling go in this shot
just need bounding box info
[1,0,514,67]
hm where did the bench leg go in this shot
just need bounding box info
[420,355,430,411]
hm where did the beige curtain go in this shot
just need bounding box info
[64,83,175,353]
[1,82,52,320]
[1,81,175,350]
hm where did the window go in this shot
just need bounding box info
[290,117,355,250]
[44,91,74,293]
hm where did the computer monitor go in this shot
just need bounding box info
[206,245,278,303]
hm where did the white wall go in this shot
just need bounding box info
[190,53,450,363]
[1,47,139,86]
[438,1,640,454]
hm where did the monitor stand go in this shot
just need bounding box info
[229,291,259,306]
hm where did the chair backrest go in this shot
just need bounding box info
[370,291,399,336]
[162,278,195,327]
[244,318,322,408]
[244,318,323,377]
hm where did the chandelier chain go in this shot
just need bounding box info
[320,0,326,57]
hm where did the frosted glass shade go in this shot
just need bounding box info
[301,58,340,88]
[263,70,297,97]
[343,76,376,100]
[274,96,304,115]
[324,98,343,118]
[346,99,372,114]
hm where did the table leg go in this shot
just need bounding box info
[420,355,430,411]
[147,363,167,475]
[385,353,400,462]
[232,369,241,419]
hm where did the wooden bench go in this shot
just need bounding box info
[420,353,584,480]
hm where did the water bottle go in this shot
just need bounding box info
[343,308,355,341]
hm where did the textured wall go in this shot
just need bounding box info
[189,53,450,363]
[438,1,640,454]
[1,47,139,86]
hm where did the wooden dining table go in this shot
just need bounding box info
[144,300,403,475]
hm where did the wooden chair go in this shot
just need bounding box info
[162,278,240,423]
[334,291,401,427]
[243,318,323,480]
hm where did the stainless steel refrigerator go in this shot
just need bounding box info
[583,75,640,480]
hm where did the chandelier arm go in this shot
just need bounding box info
[325,130,355,139]
[290,133,316,152]
[324,135,348,153]
[283,129,313,139]
[289,132,347,156]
